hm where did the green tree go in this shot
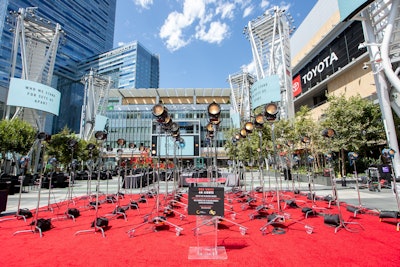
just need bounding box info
[46,127,97,171]
[0,118,37,155]
[0,118,36,173]
[320,94,385,176]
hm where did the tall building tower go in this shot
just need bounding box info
[0,0,116,132]
[78,41,160,90]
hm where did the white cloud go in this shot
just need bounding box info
[117,42,126,47]
[260,0,270,9]
[196,21,229,44]
[160,0,257,51]
[243,5,253,18]
[159,0,207,51]
[215,2,235,20]
[133,0,153,9]
[241,60,256,76]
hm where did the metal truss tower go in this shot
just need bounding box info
[6,7,64,130]
[243,6,295,119]
[357,0,400,179]
[79,69,112,141]
[228,71,255,122]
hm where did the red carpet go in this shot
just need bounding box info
[0,190,399,267]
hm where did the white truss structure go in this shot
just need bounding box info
[228,71,255,122]
[243,6,295,119]
[358,0,400,178]
[7,7,64,130]
[79,69,112,141]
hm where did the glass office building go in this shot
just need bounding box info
[0,0,116,132]
[78,41,160,90]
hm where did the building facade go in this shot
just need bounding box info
[78,41,159,90]
[291,0,377,120]
[291,0,376,120]
[0,0,117,132]
[104,88,232,168]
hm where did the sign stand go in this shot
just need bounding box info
[187,187,227,260]
[188,215,227,259]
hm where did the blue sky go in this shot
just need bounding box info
[113,0,318,88]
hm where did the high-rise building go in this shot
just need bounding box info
[78,41,160,90]
[0,0,116,132]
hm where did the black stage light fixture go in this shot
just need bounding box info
[95,131,107,140]
[325,153,333,161]
[240,128,247,138]
[348,152,359,161]
[254,114,265,128]
[174,133,181,141]
[264,102,279,121]
[37,132,47,140]
[244,121,254,133]
[170,122,180,133]
[86,143,96,150]
[322,128,336,138]
[207,101,221,123]
[162,115,173,129]
[117,138,126,147]
[382,148,396,159]
[207,131,214,139]
[67,139,78,149]
[178,137,185,149]
[286,140,294,147]
[129,143,136,149]
[301,136,310,144]
[152,103,169,123]
[206,123,214,133]
[234,133,241,141]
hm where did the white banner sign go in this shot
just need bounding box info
[7,78,61,116]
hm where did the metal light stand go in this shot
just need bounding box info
[54,139,79,222]
[44,159,58,213]
[346,152,366,217]
[14,133,48,237]
[379,149,400,230]
[302,136,315,204]
[75,131,108,238]
[258,103,313,235]
[249,115,270,220]
[127,103,183,237]
[105,139,127,221]
[259,122,287,231]
[189,102,246,260]
[322,129,363,233]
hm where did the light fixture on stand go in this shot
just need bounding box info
[301,135,315,203]
[260,103,286,233]
[322,128,363,233]
[13,132,52,237]
[346,152,366,217]
[104,138,128,221]
[379,148,400,230]
[75,131,109,238]
[85,143,96,198]
[127,103,183,237]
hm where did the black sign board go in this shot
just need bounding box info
[188,187,224,216]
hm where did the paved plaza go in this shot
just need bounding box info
[1,171,398,217]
